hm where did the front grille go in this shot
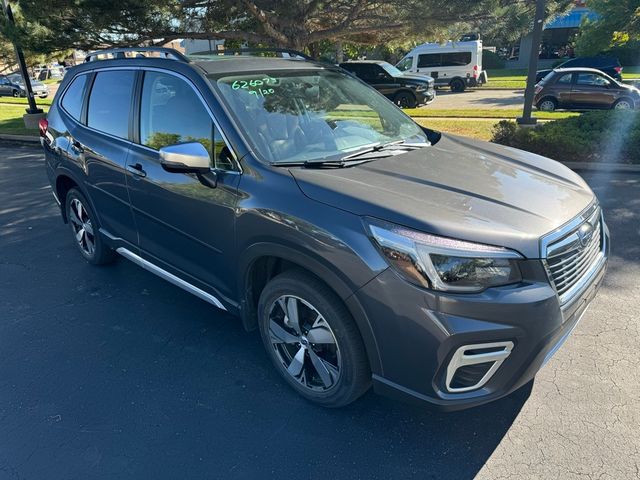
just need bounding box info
[544,205,604,303]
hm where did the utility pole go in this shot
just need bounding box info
[2,0,43,116]
[517,0,546,126]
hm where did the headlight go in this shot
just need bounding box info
[415,84,428,92]
[364,218,523,292]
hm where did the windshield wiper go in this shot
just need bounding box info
[273,140,430,169]
[340,140,428,162]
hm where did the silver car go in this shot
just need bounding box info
[7,74,49,98]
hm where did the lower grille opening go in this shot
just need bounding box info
[450,362,494,389]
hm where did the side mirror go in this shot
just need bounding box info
[159,142,211,174]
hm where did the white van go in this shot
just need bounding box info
[396,40,487,92]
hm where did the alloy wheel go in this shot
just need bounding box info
[268,295,342,391]
[539,100,555,112]
[614,100,632,110]
[69,198,96,256]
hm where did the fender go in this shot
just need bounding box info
[53,166,97,223]
[238,241,384,376]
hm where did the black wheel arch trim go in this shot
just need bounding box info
[53,167,96,224]
[237,241,384,375]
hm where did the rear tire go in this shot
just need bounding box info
[12,89,20,98]
[394,91,417,109]
[537,97,557,112]
[450,79,466,93]
[258,270,371,407]
[65,188,116,265]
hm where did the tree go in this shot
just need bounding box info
[1,0,571,55]
[576,0,640,56]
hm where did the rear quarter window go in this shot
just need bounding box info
[60,74,88,121]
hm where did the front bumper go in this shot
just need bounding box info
[356,228,609,411]
[416,88,436,105]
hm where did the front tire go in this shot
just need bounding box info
[12,89,20,98]
[258,270,371,407]
[613,98,633,110]
[394,91,417,109]
[65,188,116,265]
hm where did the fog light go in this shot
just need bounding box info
[445,341,513,393]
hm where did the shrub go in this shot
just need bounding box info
[491,111,640,163]
[482,50,505,69]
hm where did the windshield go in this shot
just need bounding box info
[210,69,428,164]
[380,63,404,77]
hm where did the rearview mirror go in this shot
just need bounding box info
[159,142,211,174]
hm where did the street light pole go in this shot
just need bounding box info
[517,0,546,126]
[2,0,42,114]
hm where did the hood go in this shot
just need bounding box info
[290,134,595,258]
[399,72,434,84]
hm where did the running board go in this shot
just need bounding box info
[116,247,227,311]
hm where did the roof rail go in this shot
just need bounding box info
[189,47,314,61]
[84,47,190,63]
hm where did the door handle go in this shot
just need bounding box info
[126,163,147,178]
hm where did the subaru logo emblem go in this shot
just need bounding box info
[577,222,594,247]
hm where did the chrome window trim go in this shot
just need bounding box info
[58,66,243,174]
[58,72,90,122]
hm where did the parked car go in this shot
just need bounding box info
[536,56,623,83]
[339,60,435,108]
[7,74,49,98]
[396,40,487,92]
[41,47,609,410]
[36,66,64,81]
[534,67,640,111]
[0,75,24,97]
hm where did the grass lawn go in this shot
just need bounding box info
[0,96,53,106]
[0,104,49,136]
[0,102,561,143]
[414,117,499,141]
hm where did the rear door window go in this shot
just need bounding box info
[418,54,441,68]
[60,74,87,121]
[440,52,472,67]
[87,70,135,139]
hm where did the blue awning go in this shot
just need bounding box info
[545,8,599,30]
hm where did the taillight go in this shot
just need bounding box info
[614,66,623,73]
[38,118,48,138]
[473,65,478,78]
[535,85,543,95]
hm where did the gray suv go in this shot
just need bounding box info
[41,48,609,410]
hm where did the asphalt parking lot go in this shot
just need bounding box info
[430,88,524,109]
[0,144,638,479]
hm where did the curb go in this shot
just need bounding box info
[0,134,40,144]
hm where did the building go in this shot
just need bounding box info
[507,0,598,69]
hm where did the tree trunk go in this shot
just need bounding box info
[336,40,344,63]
